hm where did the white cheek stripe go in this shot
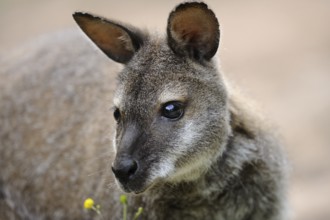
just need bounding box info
[112,132,117,154]
[178,120,203,153]
[152,157,176,179]
[149,120,206,181]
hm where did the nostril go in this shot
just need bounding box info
[112,158,138,182]
[128,160,138,176]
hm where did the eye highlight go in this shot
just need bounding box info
[161,101,185,120]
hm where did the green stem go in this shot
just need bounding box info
[123,203,127,220]
[133,207,143,220]
[91,206,101,215]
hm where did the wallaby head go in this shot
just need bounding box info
[73,2,230,194]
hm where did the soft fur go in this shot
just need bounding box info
[0,2,287,220]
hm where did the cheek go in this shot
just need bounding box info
[150,156,176,180]
[176,120,204,152]
[112,137,117,153]
[147,120,205,179]
[112,129,122,153]
[163,118,206,160]
[138,132,177,180]
[112,131,117,153]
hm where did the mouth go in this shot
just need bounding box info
[116,179,153,194]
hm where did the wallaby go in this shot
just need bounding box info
[0,2,288,220]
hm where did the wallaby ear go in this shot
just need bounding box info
[73,12,144,64]
[167,2,220,61]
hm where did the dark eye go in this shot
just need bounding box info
[113,108,121,122]
[161,101,184,120]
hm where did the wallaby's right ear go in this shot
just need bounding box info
[167,2,220,62]
[73,12,144,64]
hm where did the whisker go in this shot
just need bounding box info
[86,168,108,177]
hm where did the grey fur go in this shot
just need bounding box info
[0,2,288,220]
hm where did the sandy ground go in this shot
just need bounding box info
[1,0,330,219]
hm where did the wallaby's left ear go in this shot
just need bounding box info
[73,12,144,64]
[167,2,220,62]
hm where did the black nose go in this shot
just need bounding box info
[112,157,138,184]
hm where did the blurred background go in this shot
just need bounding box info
[0,0,329,219]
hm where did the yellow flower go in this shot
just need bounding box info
[84,198,95,209]
[120,194,127,204]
